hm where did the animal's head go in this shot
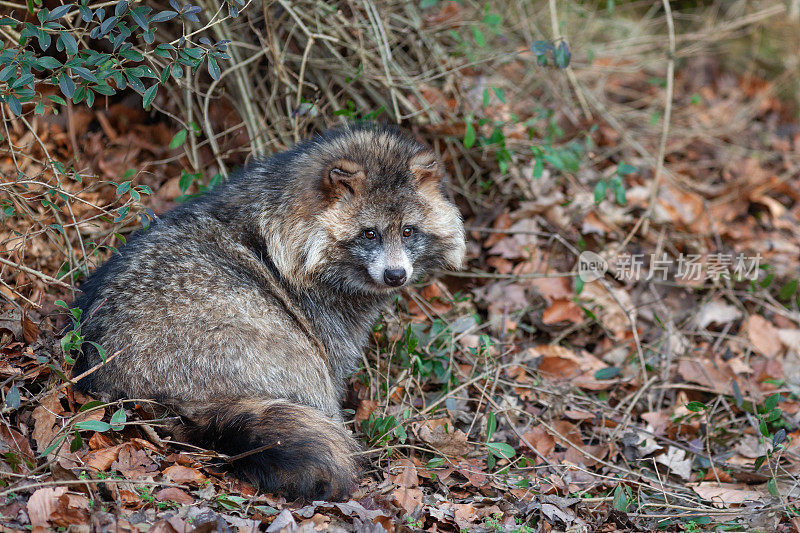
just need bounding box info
[262,125,465,293]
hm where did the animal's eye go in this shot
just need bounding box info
[363,229,377,240]
[402,226,415,238]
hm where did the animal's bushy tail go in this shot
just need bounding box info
[174,398,360,501]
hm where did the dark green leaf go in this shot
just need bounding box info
[492,86,505,103]
[554,42,571,68]
[99,15,118,36]
[110,408,127,429]
[594,180,606,204]
[732,380,743,408]
[170,129,187,149]
[614,182,626,205]
[472,27,486,47]
[463,120,475,149]
[207,56,220,80]
[5,384,20,409]
[426,457,445,468]
[37,28,52,51]
[767,478,779,497]
[78,400,106,412]
[142,84,157,108]
[75,420,112,432]
[72,66,97,83]
[779,279,798,301]
[70,431,83,452]
[92,83,115,96]
[37,56,61,69]
[613,484,628,512]
[125,73,144,92]
[115,0,129,17]
[595,366,621,380]
[181,47,203,60]
[0,64,15,82]
[119,49,144,61]
[130,8,148,30]
[58,31,78,55]
[486,441,515,459]
[116,181,131,195]
[765,393,780,412]
[531,40,553,56]
[533,156,543,179]
[486,411,496,442]
[48,5,73,20]
[73,85,86,104]
[6,96,21,116]
[39,435,66,457]
[483,13,501,27]
[686,401,706,412]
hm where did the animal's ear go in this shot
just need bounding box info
[409,151,441,185]
[322,159,366,199]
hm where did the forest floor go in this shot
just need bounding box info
[2,1,800,532]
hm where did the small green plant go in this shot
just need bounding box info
[333,99,385,121]
[405,516,423,528]
[612,482,632,512]
[361,412,407,447]
[214,493,248,511]
[483,512,503,532]
[484,411,516,470]
[394,322,453,383]
[594,162,635,206]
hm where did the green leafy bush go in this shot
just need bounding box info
[0,0,236,117]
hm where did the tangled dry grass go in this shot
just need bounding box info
[2,0,800,531]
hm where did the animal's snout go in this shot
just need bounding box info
[383,268,407,287]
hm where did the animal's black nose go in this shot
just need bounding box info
[383,268,407,287]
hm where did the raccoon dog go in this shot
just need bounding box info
[70,125,466,501]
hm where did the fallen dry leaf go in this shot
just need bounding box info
[688,482,768,507]
[677,358,735,394]
[413,418,471,457]
[542,299,584,325]
[156,487,194,505]
[746,314,782,357]
[162,464,207,484]
[695,300,742,330]
[0,425,35,470]
[531,276,573,303]
[112,444,158,479]
[579,282,635,340]
[49,493,90,528]
[28,487,67,532]
[83,443,126,472]
[521,426,555,459]
[31,392,61,453]
[655,446,693,481]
